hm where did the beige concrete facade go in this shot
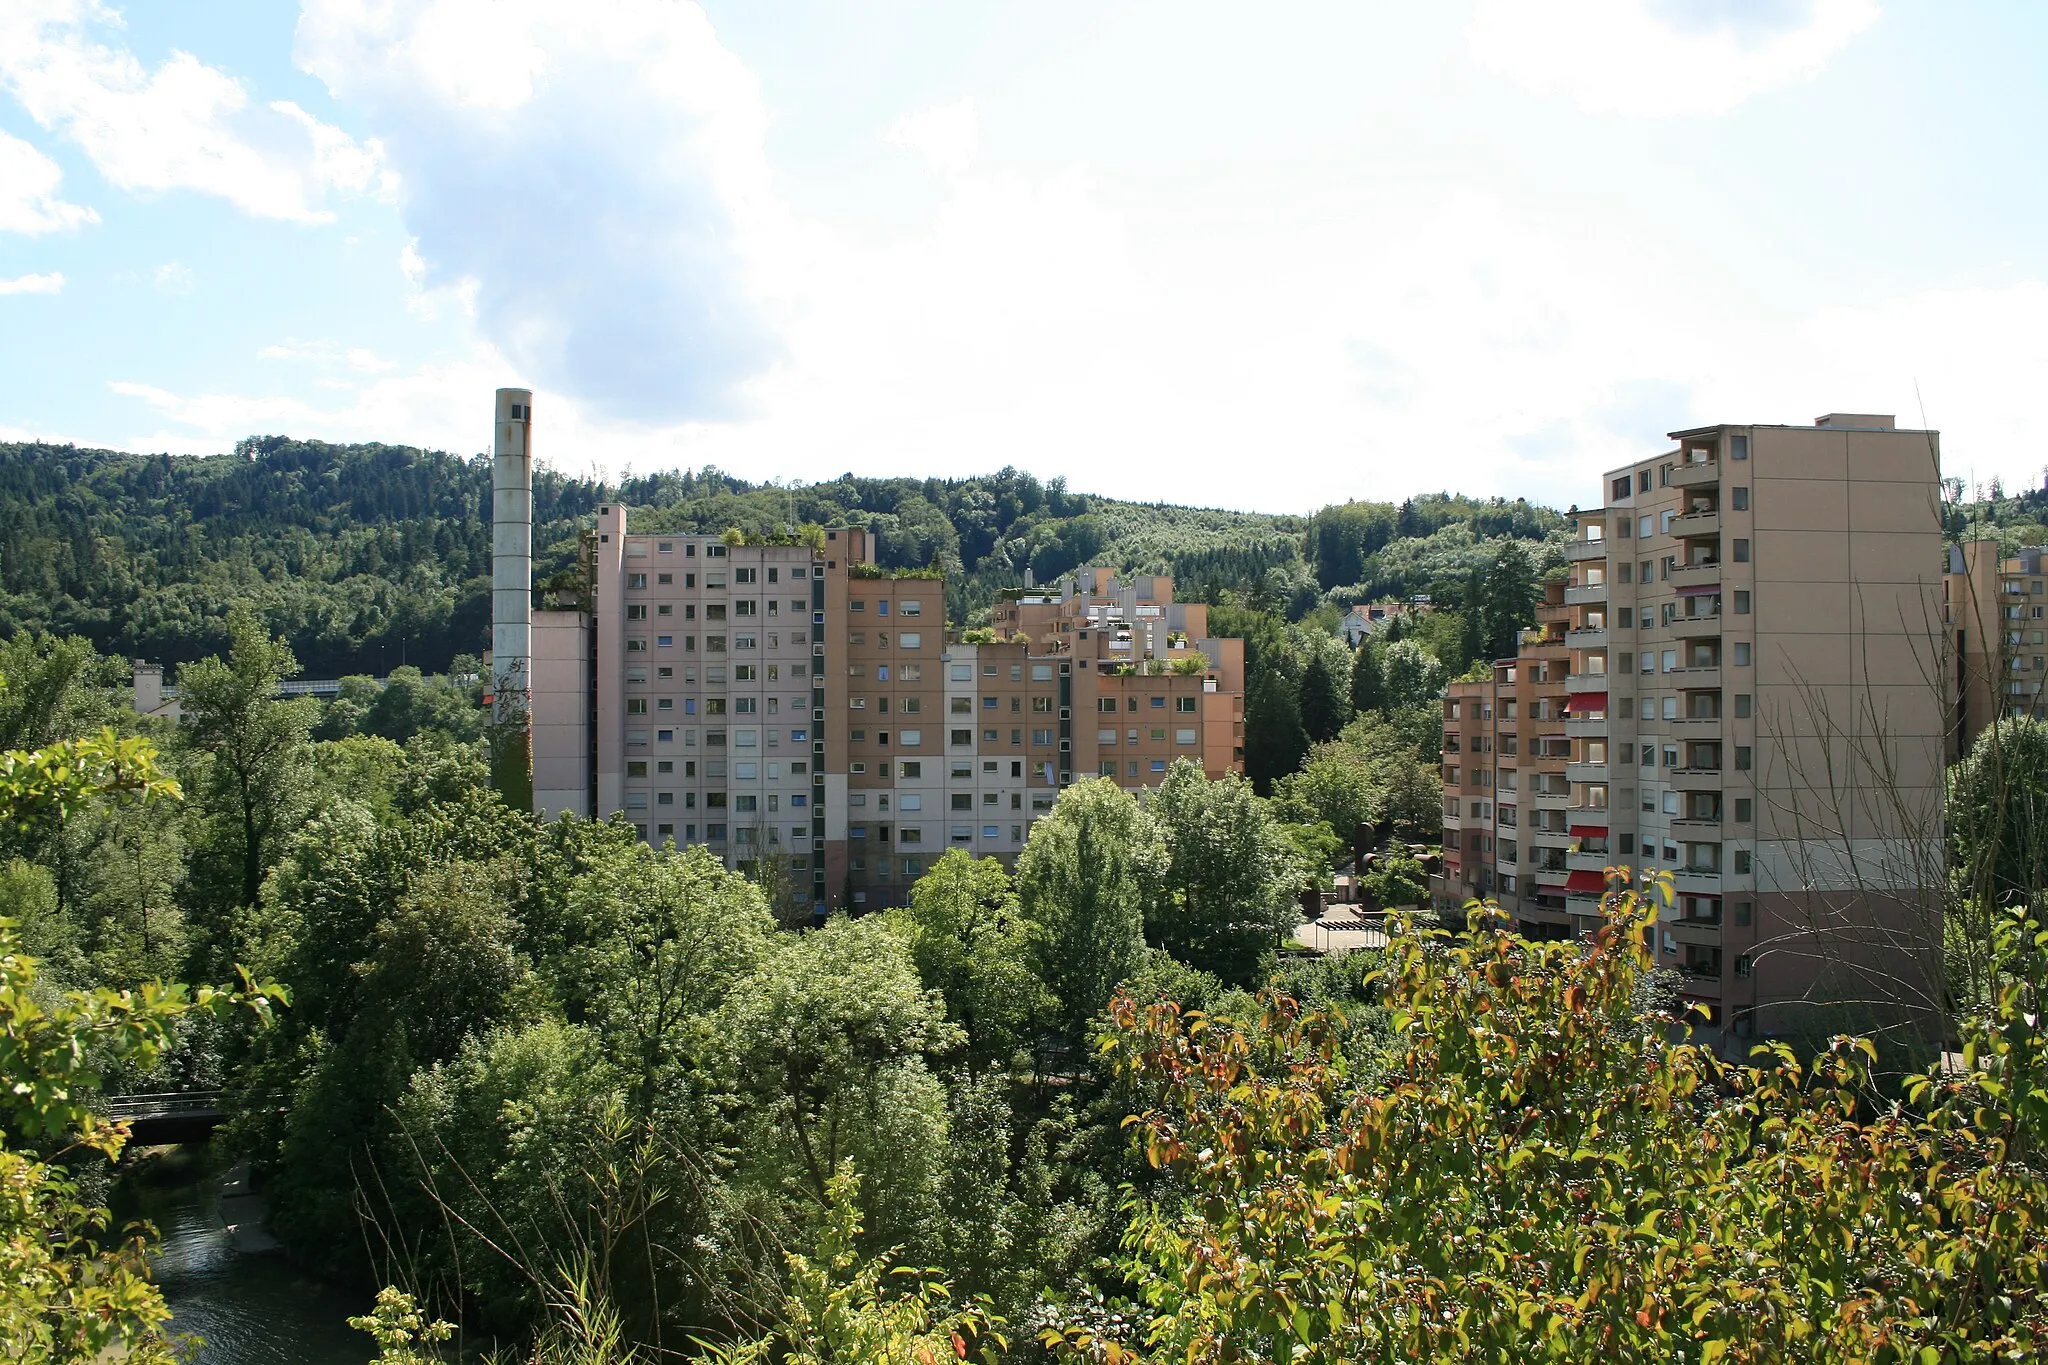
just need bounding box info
[1435,414,1946,1045]
[1944,538,2048,756]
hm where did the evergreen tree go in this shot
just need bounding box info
[1298,653,1348,744]
[1481,539,1540,660]
[1243,669,1310,795]
[1349,639,1382,714]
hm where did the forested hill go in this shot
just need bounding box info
[0,435,1563,676]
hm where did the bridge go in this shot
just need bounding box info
[103,1090,225,1146]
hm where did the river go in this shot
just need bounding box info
[122,1144,372,1365]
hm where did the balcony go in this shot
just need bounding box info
[1670,714,1723,736]
[1673,869,1722,894]
[1532,866,1572,888]
[1667,665,1721,689]
[1671,460,1720,489]
[1567,539,1609,562]
[1565,715,1609,737]
[1671,767,1723,791]
[1675,510,1721,538]
[1567,850,1613,873]
[1565,761,1609,783]
[1526,825,1573,848]
[1670,815,1722,834]
[1566,627,1609,649]
[1564,582,1609,605]
[1530,788,1571,809]
[1669,562,1723,592]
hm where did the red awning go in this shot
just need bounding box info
[1568,823,1608,836]
[1565,869,1609,893]
[1564,690,1608,709]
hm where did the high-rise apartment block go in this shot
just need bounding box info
[1436,415,1946,1042]
[1944,538,2048,755]
[525,507,1245,913]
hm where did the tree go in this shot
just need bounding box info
[1014,779,1161,1045]
[1348,640,1382,714]
[1147,760,1297,983]
[565,843,774,1115]
[1270,745,1383,859]
[1297,653,1348,744]
[1241,669,1309,795]
[717,918,959,1236]
[1480,537,1539,661]
[891,850,1047,1072]
[1,687,283,1363]
[1069,894,2048,1363]
[1361,847,1428,908]
[178,608,320,920]
[1375,638,1445,713]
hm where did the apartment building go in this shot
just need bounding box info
[1944,538,2048,755]
[1435,414,1946,1043]
[991,567,1247,787]
[529,527,1249,913]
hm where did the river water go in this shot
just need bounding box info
[124,1145,372,1365]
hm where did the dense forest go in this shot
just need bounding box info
[0,437,1564,676]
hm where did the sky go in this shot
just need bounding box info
[2,0,2044,513]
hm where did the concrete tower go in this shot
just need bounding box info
[491,387,535,811]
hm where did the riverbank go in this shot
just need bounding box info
[119,1142,372,1364]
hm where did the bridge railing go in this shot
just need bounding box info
[102,1090,225,1120]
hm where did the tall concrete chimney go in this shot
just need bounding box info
[491,387,534,811]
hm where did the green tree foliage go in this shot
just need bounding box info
[889,849,1048,1073]
[1147,760,1299,983]
[1,688,282,1363]
[565,842,776,1115]
[177,607,320,919]
[717,918,960,1241]
[1949,717,2048,1004]
[1296,652,1348,743]
[1070,897,2048,1364]
[1015,779,1160,1045]
[1241,669,1309,795]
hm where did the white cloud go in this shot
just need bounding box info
[0,0,391,222]
[294,0,785,422]
[153,260,193,294]
[888,98,979,176]
[1467,0,1879,116]
[258,337,396,372]
[0,270,64,294]
[0,127,95,232]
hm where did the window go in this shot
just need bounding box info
[950,664,972,681]
[876,601,888,616]
[1639,470,1652,493]
[627,573,647,589]
[1175,696,1196,713]
[626,604,648,620]
[951,729,973,745]
[1618,563,1632,584]
[1032,696,1053,713]
[1733,643,1752,667]
[900,729,922,746]
[1733,850,1751,874]
[1730,434,1748,461]
[899,633,922,649]
[1097,728,1117,744]
[1734,745,1752,771]
[1734,693,1751,718]
[1612,475,1631,501]
[1032,728,1054,745]
[1175,728,1197,744]
[1733,590,1750,614]
[627,760,648,778]
[1099,698,1118,713]
[626,698,647,715]
[899,600,922,616]
[1732,538,1750,563]
[1734,797,1752,822]
[1032,664,1053,681]
[1731,487,1749,511]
